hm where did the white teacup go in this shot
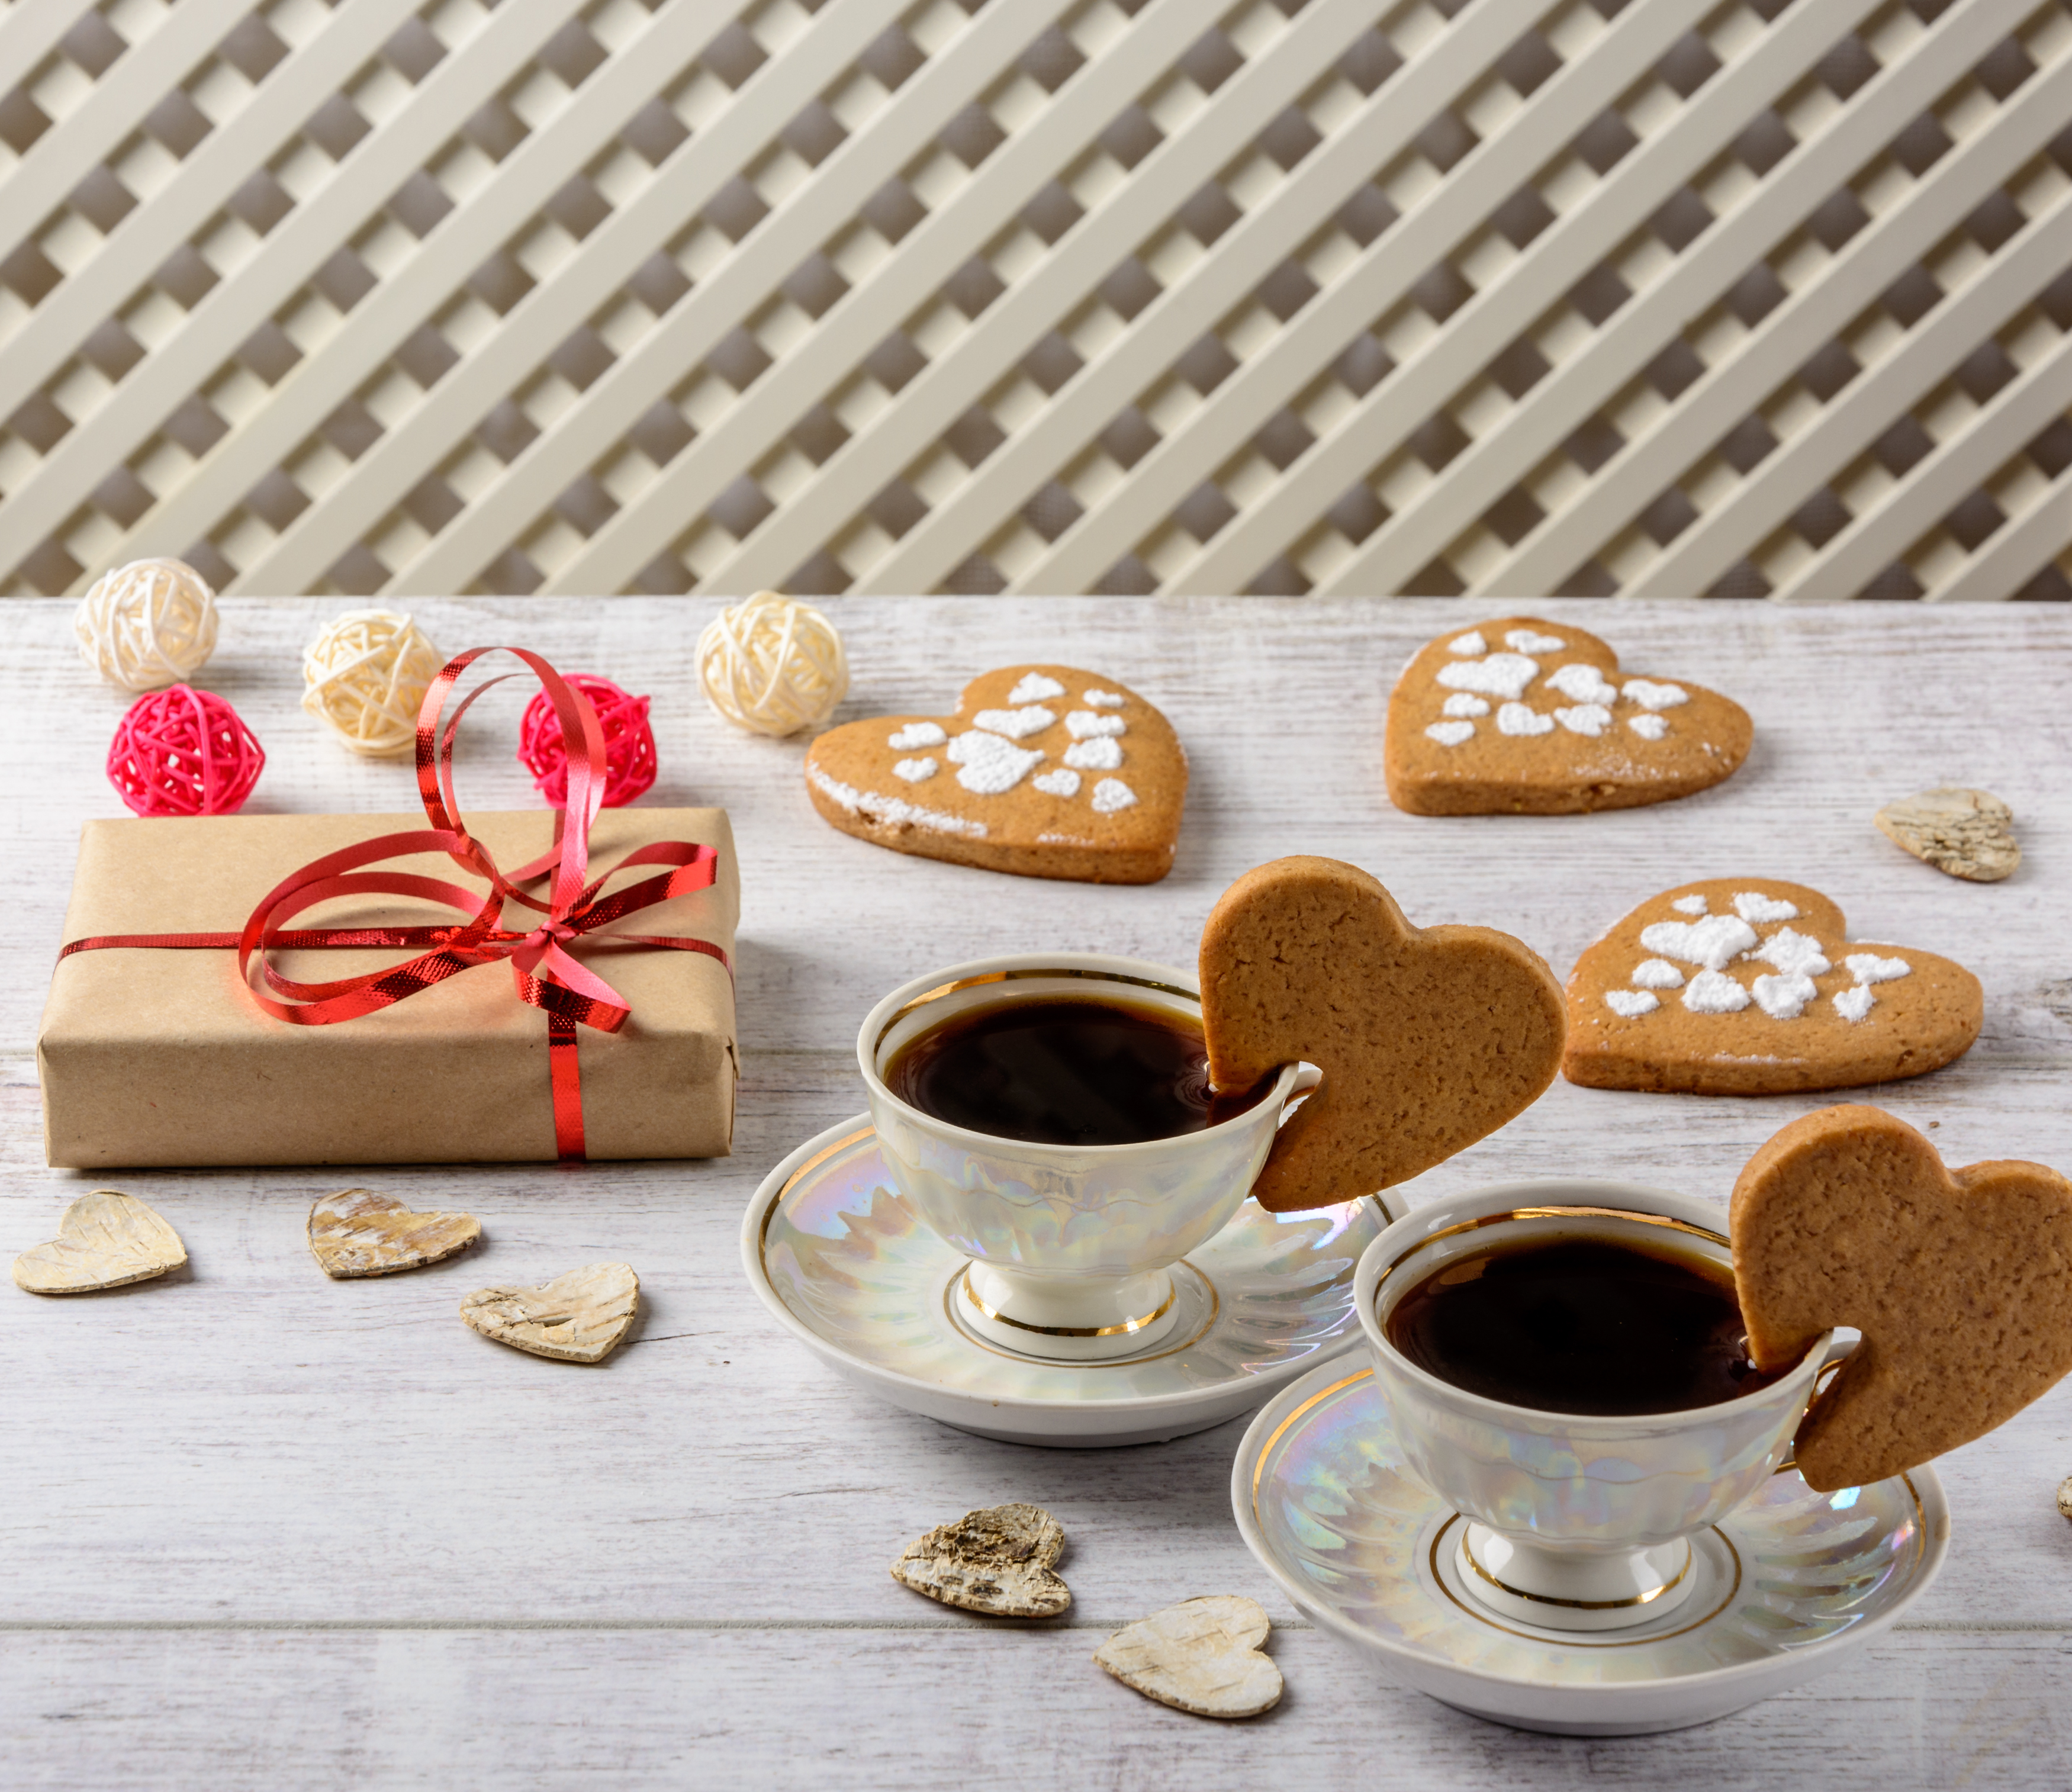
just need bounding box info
[1356,1179,1842,1632]
[858,953,1311,1360]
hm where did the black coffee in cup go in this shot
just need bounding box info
[885,996,1269,1147]
[1384,1234,1781,1416]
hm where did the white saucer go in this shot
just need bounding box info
[1233,1358,1949,1735]
[742,1116,1394,1448]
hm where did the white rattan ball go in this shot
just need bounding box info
[697,591,849,738]
[75,557,220,690]
[301,608,446,757]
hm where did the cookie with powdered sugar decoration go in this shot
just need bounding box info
[804,666,1185,883]
[1385,616,1752,814]
[1565,879,1980,1095]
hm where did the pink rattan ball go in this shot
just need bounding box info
[516,674,657,809]
[107,684,265,817]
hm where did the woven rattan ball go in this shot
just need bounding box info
[517,673,657,809]
[302,609,445,757]
[107,684,265,816]
[696,591,848,738]
[75,557,220,691]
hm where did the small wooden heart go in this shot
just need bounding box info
[308,1189,481,1279]
[1201,857,1566,1211]
[12,1189,186,1294]
[1734,1105,2072,1491]
[1875,787,2020,881]
[890,1502,1070,1617]
[459,1263,638,1363]
[1094,1595,1282,1719]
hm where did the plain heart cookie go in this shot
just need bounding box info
[1385,616,1752,814]
[1564,878,1981,1095]
[805,665,1184,883]
[459,1263,638,1363]
[1733,1105,2072,1491]
[308,1189,481,1279]
[890,1503,1070,1617]
[1200,857,1565,1212]
[12,1189,186,1294]
[1093,1595,1282,1719]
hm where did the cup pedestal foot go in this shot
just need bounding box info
[960,1262,1179,1361]
[1458,1526,1697,1633]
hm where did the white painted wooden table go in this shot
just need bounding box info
[2,597,2068,1790]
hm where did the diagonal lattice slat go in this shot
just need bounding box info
[1,0,2066,601]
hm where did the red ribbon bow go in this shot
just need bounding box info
[62,648,728,1161]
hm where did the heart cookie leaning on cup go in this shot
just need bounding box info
[1735,1105,2072,1491]
[805,665,1184,883]
[1200,857,1566,1212]
[1385,616,1752,815]
[1565,878,1981,1095]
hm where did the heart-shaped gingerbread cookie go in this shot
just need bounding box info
[1565,879,1981,1095]
[459,1263,638,1363]
[890,1503,1070,1617]
[1734,1105,2072,1491]
[1093,1595,1282,1719]
[1201,857,1565,1212]
[12,1189,186,1294]
[308,1189,481,1279]
[1385,616,1752,814]
[805,665,1184,883]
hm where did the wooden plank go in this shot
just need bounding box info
[0,599,2067,1782]
[3,1627,2070,1789]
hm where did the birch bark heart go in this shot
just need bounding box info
[12,1189,186,1294]
[308,1189,481,1279]
[889,1503,1070,1617]
[1093,1595,1282,1718]
[459,1263,638,1363]
[1875,787,2020,881]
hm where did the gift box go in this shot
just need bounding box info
[38,806,738,1168]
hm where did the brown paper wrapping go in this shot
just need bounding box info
[38,807,738,1169]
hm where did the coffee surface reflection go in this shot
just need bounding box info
[1384,1234,1783,1416]
[885,996,1269,1147]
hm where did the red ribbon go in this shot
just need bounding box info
[57,647,728,1161]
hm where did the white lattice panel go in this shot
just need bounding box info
[1,0,2067,600]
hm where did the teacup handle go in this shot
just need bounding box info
[1775,1334,1858,1475]
[1278,1061,1323,1119]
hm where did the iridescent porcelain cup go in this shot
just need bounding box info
[859,953,1312,1361]
[1356,1180,1842,1633]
